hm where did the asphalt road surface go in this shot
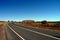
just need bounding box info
[5,23,60,40]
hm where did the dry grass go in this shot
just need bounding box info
[15,22,60,32]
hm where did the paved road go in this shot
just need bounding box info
[5,23,60,40]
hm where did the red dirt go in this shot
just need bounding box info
[0,23,5,40]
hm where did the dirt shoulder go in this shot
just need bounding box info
[0,22,6,40]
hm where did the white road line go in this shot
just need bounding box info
[13,24,60,40]
[8,25,25,40]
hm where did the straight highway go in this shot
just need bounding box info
[5,23,60,40]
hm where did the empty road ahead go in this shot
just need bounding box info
[5,23,60,40]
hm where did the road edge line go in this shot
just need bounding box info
[8,25,25,40]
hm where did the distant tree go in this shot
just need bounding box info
[41,20,48,26]
[8,20,9,22]
[53,23,60,28]
[41,20,47,24]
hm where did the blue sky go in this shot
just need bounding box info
[0,0,60,21]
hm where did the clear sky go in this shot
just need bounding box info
[0,0,60,21]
